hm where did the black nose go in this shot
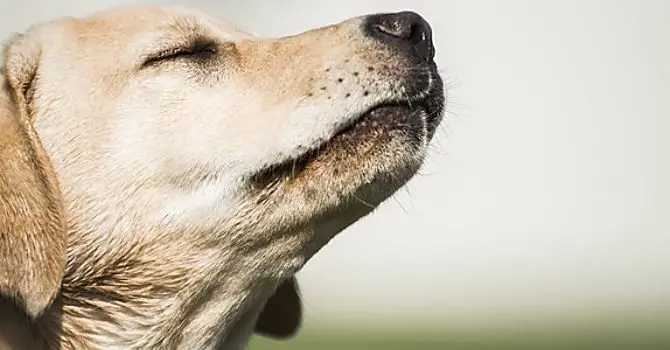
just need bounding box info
[364,11,434,62]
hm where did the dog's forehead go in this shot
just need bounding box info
[82,5,256,42]
[40,5,259,68]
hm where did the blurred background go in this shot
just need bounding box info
[3,1,669,349]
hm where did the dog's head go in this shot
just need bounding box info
[0,4,443,344]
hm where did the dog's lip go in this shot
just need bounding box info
[330,99,427,139]
[248,98,431,185]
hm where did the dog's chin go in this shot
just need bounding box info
[247,86,443,216]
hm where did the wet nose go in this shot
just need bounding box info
[364,11,435,62]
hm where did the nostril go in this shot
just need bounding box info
[409,24,428,46]
[374,21,413,40]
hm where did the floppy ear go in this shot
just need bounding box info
[0,33,67,319]
[254,277,303,339]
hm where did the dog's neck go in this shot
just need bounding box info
[41,237,297,349]
[37,191,309,350]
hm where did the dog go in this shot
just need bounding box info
[0,4,444,349]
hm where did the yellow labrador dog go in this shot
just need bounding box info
[0,4,444,349]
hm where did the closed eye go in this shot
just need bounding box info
[142,39,218,68]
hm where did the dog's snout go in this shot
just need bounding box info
[365,11,434,61]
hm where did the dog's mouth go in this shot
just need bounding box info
[249,89,443,186]
[330,100,427,143]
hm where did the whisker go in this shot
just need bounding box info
[402,185,417,210]
[426,141,447,156]
[352,194,376,209]
[392,194,409,214]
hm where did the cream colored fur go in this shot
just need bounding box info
[0,5,443,349]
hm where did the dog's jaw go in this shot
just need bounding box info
[35,131,431,349]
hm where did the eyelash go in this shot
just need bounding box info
[143,41,218,67]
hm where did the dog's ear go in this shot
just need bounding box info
[0,33,67,319]
[254,277,302,339]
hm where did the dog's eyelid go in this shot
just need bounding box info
[141,38,219,68]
